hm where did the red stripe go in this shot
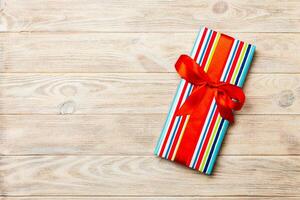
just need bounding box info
[194,109,219,169]
[194,38,241,166]
[226,42,244,83]
[158,28,208,156]
[200,31,217,67]
[174,34,234,167]
[173,31,217,165]
[174,91,215,165]
[194,28,208,61]
[195,35,237,169]
[173,31,218,166]
[159,83,188,157]
[167,115,187,160]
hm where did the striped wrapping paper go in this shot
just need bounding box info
[154,27,255,175]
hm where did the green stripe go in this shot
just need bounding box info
[200,43,249,172]
[204,33,220,72]
[231,44,248,84]
[199,115,222,171]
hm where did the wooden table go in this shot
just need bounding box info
[0,0,299,199]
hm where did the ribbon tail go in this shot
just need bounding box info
[175,86,206,116]
[216,98,234,123]
[219,85,245,110]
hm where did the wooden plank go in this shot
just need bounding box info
[0,156,299,196]
[0,33,299,73]
[0,115,299,156]
[0,73,299,114]
[0,0,300,32]
[0,1,298,199]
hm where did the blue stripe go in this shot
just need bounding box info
[154,80,183,155]
[206,44,256,174]
[191,103,217,168]
[206,120,229,174]
[204,44,250,172]
[198,30,213,65]
[191,36,237,169]
[222,41,239,82]
[187,83,193,96]
[154,28,204,155]
[238,46,256,87]
[165,116,182,158]
[191,29,202,57]
[166,83,193,157]
[165,79,195,158]
[163,28,211,158]
[180,29,214,168]
[192,39,238,169]
[235,45,251,85]
[203,42,247,172]
[203,119,224,173]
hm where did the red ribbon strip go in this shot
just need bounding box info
[175,54,245,123]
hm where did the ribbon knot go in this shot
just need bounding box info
[174,54,245,123]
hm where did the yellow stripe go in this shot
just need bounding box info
[204,33,221,72]
[171,32,220,162]
[199,43,249,171]
[230,43,248,84]
[199,114,222,171]
[171,115,190,161]
[199,44,249,171]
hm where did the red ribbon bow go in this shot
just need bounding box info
[175,54,245,123]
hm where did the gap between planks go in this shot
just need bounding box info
[0,195,300,198]
[3,31,300,33]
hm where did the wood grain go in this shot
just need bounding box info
[0,115,299,156]
[0,156,299,196]
[0,73,299,114]
[0,33,299,73]
[0,0,300,32]
[1,0,299,198]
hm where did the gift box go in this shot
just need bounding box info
[154,27,255,175]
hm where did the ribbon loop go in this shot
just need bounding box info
[175,54,246,123]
